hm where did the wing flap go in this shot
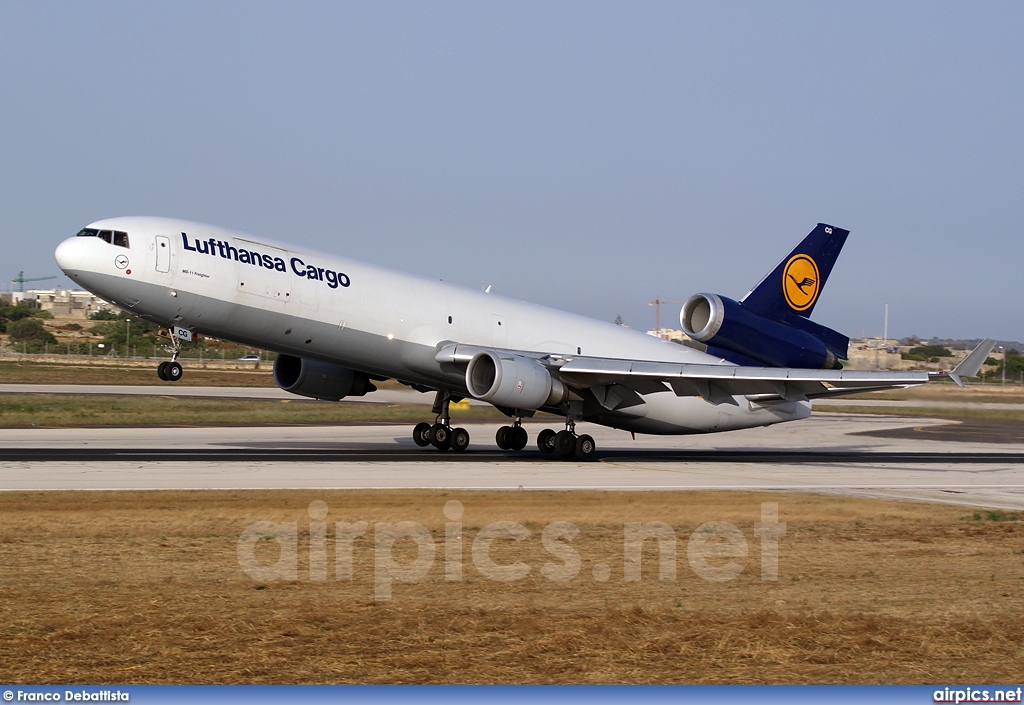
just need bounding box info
[558,356,929,400]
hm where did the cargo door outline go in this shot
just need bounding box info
[155,235,171,273]
[235,239,291,302]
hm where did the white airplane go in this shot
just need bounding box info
[54,218,993,459]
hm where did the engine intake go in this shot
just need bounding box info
[681,293,839,369]
[273,354,376,401]
[466,350,568,410]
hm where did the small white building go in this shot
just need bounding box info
[646,328,691,343]
[21,289,111,318]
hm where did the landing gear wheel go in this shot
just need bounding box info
[496,425,512,450]
[430,423,451,451]
[555,430,577,458]
[157,361,170,381]
[166,361,183,382]
[537,428,556,454]
[412,422,432,447]
[575,434,596,460]
[450,427,470,452]
[508,426,528,451]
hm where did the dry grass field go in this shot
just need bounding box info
[1,489,1021,684]
[0,394,508,427]
[0,360,276,386]
[850,384,1024,404]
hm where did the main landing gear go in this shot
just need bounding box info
[497,418,596,460]
[409,393,596,460]
[157,336,184,382]
[412,391,470,452]
[535,419,595,460]
[495,421,528,451]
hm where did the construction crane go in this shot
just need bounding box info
[648,295,686,339]
[11,271,57,292]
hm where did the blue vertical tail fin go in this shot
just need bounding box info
[741,223,849,320]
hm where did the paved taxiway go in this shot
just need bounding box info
[1,414,1023,510]
[5,384,1023,411]
[0,383,437,404]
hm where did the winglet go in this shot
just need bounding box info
[934,339,996,387]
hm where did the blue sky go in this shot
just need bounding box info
[2,2,1020,341]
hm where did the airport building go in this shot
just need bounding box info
[6,289,112,318]
[846,338,904,370]
[646,328,691,343]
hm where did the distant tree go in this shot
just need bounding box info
[8,318,57,344]
[0,304,36,325]
[89,309,118,320]
[902,344,953,362]
[614,315,624,326]
[990,349,1024,379]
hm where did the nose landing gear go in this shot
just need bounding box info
[157,334,184,382]
[157,360,183,382]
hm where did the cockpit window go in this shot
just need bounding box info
[77,227,129,247]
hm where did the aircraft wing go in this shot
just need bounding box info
[436,339,995,409]
[553,358,927,405]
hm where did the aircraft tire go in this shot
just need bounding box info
[166,361,183,382]
[429,423,451,450]
[508,426,528,451]
[575,434,596,460]
[495,426,512,450]
[555,430,576,458]
[157,361,169,381]
[537,428,556,453]
[412,422,432,447]
[450,427,470,452]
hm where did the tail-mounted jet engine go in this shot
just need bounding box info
[680,293,843,369]
[466,350,569,410]
[273,354,376,401]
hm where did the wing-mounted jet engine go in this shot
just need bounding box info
[465,350,570,410]
[680,223,851,369]
[273,353,376,401]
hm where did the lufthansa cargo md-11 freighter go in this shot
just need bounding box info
[54,219,993,459]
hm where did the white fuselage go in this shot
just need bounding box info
[54,217,810,434]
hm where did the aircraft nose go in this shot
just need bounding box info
[54,237,83,272]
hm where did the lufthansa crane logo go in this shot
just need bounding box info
[782,254,820,311]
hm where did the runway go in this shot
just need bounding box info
[2,414,1023,509]
[0,383,436,404]
[3,383,1022,410]
[2,446,1019,464]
